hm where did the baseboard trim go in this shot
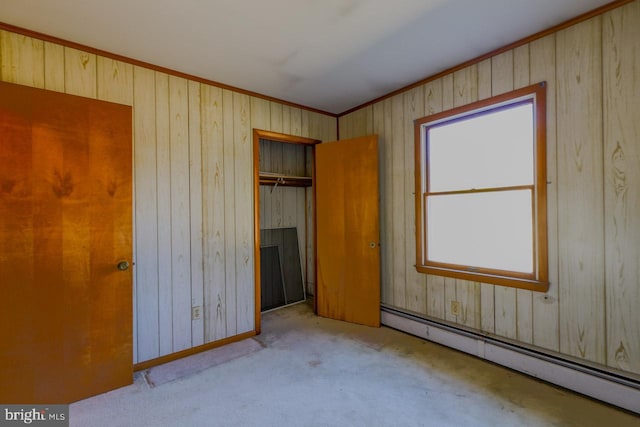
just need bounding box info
[381,308,640,414]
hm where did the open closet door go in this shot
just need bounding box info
[315,135,380,327]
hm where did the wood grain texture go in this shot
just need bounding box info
[557,17,605,364]
[382,99,393,306]
[403,87,426,314]
[602,1,640,374]
[133,66,159,362]
[169,75,192,352]
[155,72,174,356]
[188,80,204,347]
[222,89,237,337]
[97,57,133,104]
[391,94,406,307]
[201,84,227,342]
[64,47,96,97]
[530,34,560,352]
[0,30,44,88]
[316,136,380,326]
[43,42,64,92]
[0,81,132,403]
[233,92,254,334]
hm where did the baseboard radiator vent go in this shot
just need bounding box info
[381,307,640,414]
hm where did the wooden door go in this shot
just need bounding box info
[0,81,133,403]
[316,135,380,327]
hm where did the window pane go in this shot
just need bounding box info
[427,190,533,273]
[428,103,534,192]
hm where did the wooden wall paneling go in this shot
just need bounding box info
[476,59,495,334]
[453,65,481,329]
[252,99,270,231]
[0,31,44,88]
[403,87,426,315]
[290,106,302,136]
[251,97,270,130]
[603,1,640,375]
[381,98,394,306]
[169,75,192,352]
[390,94,406,307]
[233,92,254,334]
[530,34,560,352]
[155,72,174,356]
[338,115,351,140]
[307,111,323,141]
[300,109,310,138]
[260,139,271,228]
[222,89,237,336]
[423,79,445,319]
[269,101,283,133]
[253,99,270,235]
[188,81,204,347]
[556,17,605,364]
[324,113,337,141]
[352,105,373,137]
[282,105,292,134]
[64,47,96,98]
[97,57,133,105]
[43,42,64,92]
[133,66,159,362]
[491,50,518,340]
[200,84,227,343]
[372,101,388,304]
[513,45,534,344]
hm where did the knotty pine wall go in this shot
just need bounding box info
[0,29,335,363]
[339,1,640,379]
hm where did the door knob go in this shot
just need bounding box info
[369,242,378,248]
[117,261,130,271]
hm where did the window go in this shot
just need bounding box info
[414,82,548,291]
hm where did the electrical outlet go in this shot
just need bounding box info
[450,301,461,316]
[191,306,201,320]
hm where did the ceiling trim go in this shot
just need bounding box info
[0,21,337,118]
[338,0,632,117]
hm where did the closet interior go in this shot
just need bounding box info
[258,137,315,312]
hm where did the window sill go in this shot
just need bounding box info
[416,264,549,292]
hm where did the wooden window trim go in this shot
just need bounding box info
[414,82,548,292]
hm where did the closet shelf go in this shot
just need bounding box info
[259,171,312,187]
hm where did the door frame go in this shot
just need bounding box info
[252,129,321,334]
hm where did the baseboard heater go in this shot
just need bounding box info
[381,306,640,414]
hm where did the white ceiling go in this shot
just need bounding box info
[0,0,612,114]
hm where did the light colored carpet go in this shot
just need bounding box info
[70,302,639,427]
[142,339,264,388]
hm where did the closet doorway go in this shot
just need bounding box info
[253,130,320,333]
[253,131,381,333]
